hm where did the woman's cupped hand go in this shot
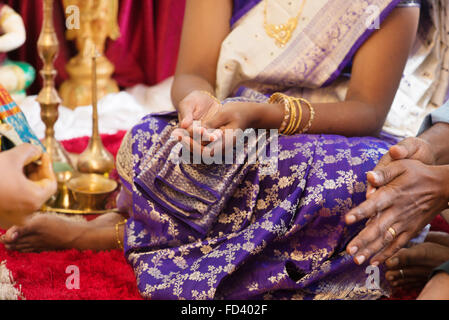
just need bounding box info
[173,94,260,157]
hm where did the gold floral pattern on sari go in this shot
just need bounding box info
[118,111,396,300]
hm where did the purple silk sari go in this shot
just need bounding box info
[121,0,404,300]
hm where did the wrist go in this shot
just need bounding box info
[419,123,449,165]
[251,102,285,129]
[441,165,449,204]
[171,74,215,108]
[434,164,449,206]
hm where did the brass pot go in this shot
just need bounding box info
[67,174,117,211]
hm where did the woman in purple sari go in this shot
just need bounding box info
[2,0,426,299]
[116,0,422,299]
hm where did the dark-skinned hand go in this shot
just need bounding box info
[345,137,449,266]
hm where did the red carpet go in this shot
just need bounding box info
[0,131,448,300]
[0,131,142,300]
[0,248,142,300]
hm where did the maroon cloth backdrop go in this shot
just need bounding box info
[3,0,186,94]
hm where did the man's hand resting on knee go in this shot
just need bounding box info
[344,133,449,266]
[0,144,57,229]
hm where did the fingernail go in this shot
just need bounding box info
[349,246,358,255]
[387,257,399,267]
[387,275,395,281]
[346,215,356,224]
[355,255,365,265]
[371,261,380,267]
[368,171,379,183]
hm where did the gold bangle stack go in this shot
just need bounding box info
[115,219,128,250]
[199,90,221,105]
[269,93,314,135]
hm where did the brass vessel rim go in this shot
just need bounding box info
[41,205,119,215]
[67,174,118,195]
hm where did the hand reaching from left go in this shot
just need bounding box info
[0,144,57,229]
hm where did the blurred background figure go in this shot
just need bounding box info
[0,3,35,102]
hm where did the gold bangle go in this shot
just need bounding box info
[115,219,127,250]
[290,98,303,135]
[268,92,285,105]
[268,92,292,133]
[298,98,315,134]
[279,99,290,133]
[199,90,221,105]
[284,96,297,135]
[269,93,308,136]
[269,93,290,134]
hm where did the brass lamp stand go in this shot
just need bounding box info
[37,0,73,173]
[39,0,117,215]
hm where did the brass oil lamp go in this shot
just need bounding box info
[38,2,117,214]
[76,51,115,176]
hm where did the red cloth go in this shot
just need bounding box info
[0,3,6,64]
[60,130,126,157]
[430,215,449,234]
[107,0,186,87]
[4,0,186,94]
[0,131,141,300]
[0,249,142,300]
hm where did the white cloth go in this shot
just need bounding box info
[0,261,21,300]
[383,0,449,137]
[0,5,26,53]
[418,99,449,134]
[19,78,174,141]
